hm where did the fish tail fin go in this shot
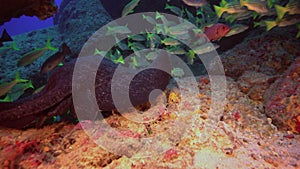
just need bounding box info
[11,41,20,51]
[267,0,274,8]
[142,14,147,19]
[27,80,34,89]
[220,0,227,7]
[275,5,288,20]
[45,37,59,51]
[225,15,235,23]
[240,0,246,6]
[165,3,171,9]
[253,22,261,28]
[265,21,277,31]
[253,12,259,20]
[214,5,225,18]
[0,95,11,102]
[156,11,163,19]
[14,71,28,83]
[116,56,125,64]
[107,26,112,34]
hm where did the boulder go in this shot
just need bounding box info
[54,0,112,54]
[264,58,300,133]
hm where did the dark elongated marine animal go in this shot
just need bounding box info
[0,53,171,129]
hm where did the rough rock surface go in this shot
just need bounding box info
[237,71,276,101]
[1,76,299,168]
[0,0,57,25]
[0,26,62,86]
[264,58,300,133]
[220,27,300,134]
[222,27,300,80]
[53,0,112,54]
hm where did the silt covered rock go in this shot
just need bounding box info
[54,0,112,54]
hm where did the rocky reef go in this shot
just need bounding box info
[1,24,300,168]
[264,58,300,133]
[0,0,300,168]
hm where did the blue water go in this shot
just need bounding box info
[0,0,62,36]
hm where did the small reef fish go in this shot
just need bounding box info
[41,43,71,74]
[146,32,161,43]
[113,56,125,64]
[110,49,125,64]
[186,50,195,64]
[161,38,180,46]
[155,23,168,35]
[240,0,269,14]
[18,37,58,67]
[156,12,170,31]
[142,14,156,25]
[106,25,131,35]
[94,48,107,56]
[114,36,130,51]
[187,43,219,64]
[166,45,186,55]
[127,34,146,41]
[275,1,300,20]
[5,80,34,102]
[128,41,146,51]
[0,29,12,47]
[145,51,159,60]
[0,41,20,57]
[0,95,10,102]
[129,56,139,69]
[0,41,19,51]
[0,71,28,97]
[193,43,220,55]
[121,0,141,17]
[266,0,277,8]
[168,24,189,35]
[33,85,45,94]
[265,15,300,31]
[201,23,231,41]
[214,1,247,18]
[165,4,183,16]
[185,8,197,24]
[223,11,254,23]
[182,0,208,7]
[253,8,276,19]
[225,24,249,37]
[171,67,185,78]
[254,20,267,28]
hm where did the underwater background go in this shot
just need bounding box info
[0,0,300,168]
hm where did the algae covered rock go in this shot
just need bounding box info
[54,0,112,54]
[264,58,300,133]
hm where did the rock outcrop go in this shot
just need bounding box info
[53,0,112,54]
[0,0,57,25]
[264,58,300,133]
